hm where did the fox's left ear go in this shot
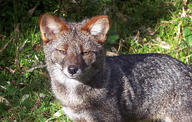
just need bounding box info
[81,16,109,43]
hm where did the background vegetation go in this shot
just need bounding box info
[0,0,191,121]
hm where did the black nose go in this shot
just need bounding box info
[68,65,78,75]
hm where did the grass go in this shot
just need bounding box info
[0,0,191,121]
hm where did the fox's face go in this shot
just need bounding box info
[39,14,109,81]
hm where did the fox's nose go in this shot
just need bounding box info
[68,65,78,75]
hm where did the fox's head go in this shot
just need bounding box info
[39,14,109,82]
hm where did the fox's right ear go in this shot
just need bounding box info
[39,14,69,43]
[81,15,110,43]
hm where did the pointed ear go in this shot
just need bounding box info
[39,14,69,43]
[81,16,109,43]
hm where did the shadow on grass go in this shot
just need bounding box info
[110,0,179,36]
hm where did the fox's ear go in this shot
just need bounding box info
[81,16,109,43]
[39,14,69,43]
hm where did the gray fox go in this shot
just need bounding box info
[39,14,192,122]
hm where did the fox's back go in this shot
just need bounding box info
[106,53,192,121]
[107,53,192,82]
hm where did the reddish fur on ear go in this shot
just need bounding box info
[81,15,109,43]
[81,16,109,32]
[39,14,69,44]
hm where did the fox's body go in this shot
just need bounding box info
[39,14,192,122]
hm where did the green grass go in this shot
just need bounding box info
[0,0,192,121]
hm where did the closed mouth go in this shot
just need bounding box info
[64,73,79,79]
[55,63,82,79]
[63,67,82,79]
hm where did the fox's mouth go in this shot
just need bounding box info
[63,66,82,79]
[54,63,82,79]
[64,72,81,79]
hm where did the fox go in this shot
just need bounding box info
[39,14,192,122]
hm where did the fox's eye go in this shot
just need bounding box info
[81,51,90,56]
[81,51,96,56]
[56,49,67,55]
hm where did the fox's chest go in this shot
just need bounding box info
[51,79,90,120]
[52,81,83,106]
[65,87,83,105]
[50,68,83,104]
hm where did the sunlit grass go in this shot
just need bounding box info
[0,0,191,121]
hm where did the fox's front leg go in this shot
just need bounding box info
[68,112,102,122]
[68,109,122,122]
[72,118,87,122]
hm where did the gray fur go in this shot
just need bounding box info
[39,14,192,122]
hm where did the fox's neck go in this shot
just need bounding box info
[79,58,108,88]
